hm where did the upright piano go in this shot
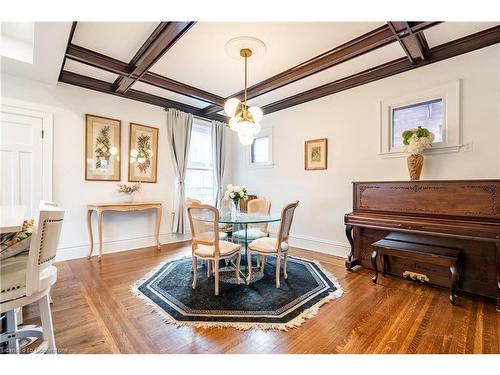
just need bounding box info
[344,180,500,310]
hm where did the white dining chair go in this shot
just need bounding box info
[0,201,64,354]
[187,204,241,295]
[246,201,299,288]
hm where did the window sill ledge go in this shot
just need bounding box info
[379,144,464,159]
[248,163,274,169]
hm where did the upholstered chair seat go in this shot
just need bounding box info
[1,255,57,302]
[194,240,240,257]
[247,237,289,253]
[232,228,268,241]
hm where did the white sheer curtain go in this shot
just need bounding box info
[166,109,193,234]
[212,120,227,208]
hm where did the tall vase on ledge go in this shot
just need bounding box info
[231,198,241,219]
[402,126,435,181]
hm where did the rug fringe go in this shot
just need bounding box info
[130,254,344,331]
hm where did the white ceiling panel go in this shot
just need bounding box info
[72,22,159,62]
[131,81,211,108]
[247,42,406,108]
[64,59,119,83]
[150,22,385,97]
[424,22,500,48]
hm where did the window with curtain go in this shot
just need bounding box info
[185,120,215,204]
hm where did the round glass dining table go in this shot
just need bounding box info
[219,212,281,277]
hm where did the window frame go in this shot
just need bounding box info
[184,118,216,204]
[379,80,462,158]
[248,127,273,168]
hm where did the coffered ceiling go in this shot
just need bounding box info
[3,21,499,122]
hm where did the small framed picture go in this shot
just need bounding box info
[128,123,159,183]
[304,138,328,170]
[85,114,121,181]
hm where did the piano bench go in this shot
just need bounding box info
[371,238,462,305]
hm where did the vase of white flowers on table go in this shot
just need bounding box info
[224,184,248,217]
[402,126,435,181]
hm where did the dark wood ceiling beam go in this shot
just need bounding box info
[202,21,441,115]
[59,71,228,122]
[388,21,429,63]
[114,21,195,94]
[64,44,224,106]
[262,25,500,115]
[66,44,130,75]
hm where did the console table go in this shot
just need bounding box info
[86,201,162,260]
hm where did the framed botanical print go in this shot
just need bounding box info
[304,138,328,170]
[85,114,121,181]
[128,123,159,183]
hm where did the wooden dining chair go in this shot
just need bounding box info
[187,204,241,295]
[246,201,299,288]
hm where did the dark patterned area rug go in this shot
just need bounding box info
[131,255,343,331]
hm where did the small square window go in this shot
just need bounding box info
[248,127,273,168]
[392,99,444,148]
[251,136,269,163]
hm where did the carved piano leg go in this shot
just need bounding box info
[371,249,379,283]
[450,261,460,306]
[496,243,499,312]
[381,254,387,277]
[345,224,357,271]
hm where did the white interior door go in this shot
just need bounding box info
[1,110,44,219]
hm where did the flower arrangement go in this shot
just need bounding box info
[402,126,435,155]
[118,182,141,194]
[224,184,248,202]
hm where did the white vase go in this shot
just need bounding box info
[118,192,135,203]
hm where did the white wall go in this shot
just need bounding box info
[1,74,233,261]
[232,45,500,257]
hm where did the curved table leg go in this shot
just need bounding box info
[155,206,162,250]
[97,209,103,261]
[86,209,94,259]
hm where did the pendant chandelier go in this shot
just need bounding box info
[224,48,263,146]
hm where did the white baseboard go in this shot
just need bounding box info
[270,232,349,258]
[55,232,190,262]
[55,231,348,262]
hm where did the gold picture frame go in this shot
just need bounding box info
[85,114,121,181]
[305,138,328,170]
[128,123,159,183]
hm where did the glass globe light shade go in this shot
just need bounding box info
[224,98,241,117]
[248,106,264,123]
[229,117,240,131]
[252,122,262,135]
[237,120,254,138]
[109,146,118,155]
[130,149,139,157]
[238,132,254,146]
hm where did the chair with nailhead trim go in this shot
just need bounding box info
[0,202,64,354]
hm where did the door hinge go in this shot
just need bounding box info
[42,130,44,139]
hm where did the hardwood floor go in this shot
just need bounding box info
[23,243,499,354]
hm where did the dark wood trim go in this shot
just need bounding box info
[66,44,130,75]
[59,71,228,123]
[114,22,195,94]
[58,21,78,81]
[388,22,429,63]
[202,22,441,115]
[262,25,500,115]
[65,44,224,106]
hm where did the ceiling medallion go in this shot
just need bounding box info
[224,37,266,146]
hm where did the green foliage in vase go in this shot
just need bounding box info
[95,126,111,169]
[137,134,152,174]
[402,126,431,146]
